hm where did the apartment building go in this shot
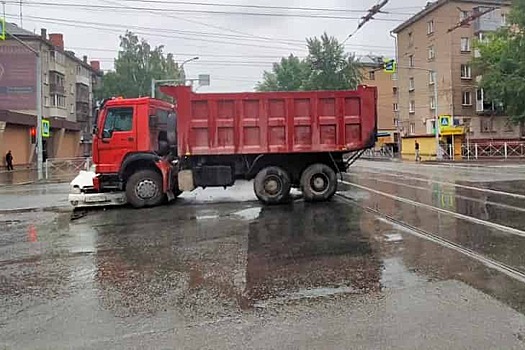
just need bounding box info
[0,23,101,167]
[393,0,514,141]
[360,55,397,135]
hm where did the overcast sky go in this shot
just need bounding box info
[4,0,432,92]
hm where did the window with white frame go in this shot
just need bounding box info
[502,13,507,26]
[462,91,473,106]
[428,45,435,60]
[409,100,415,113]
[409,55,414,68]
[51,94,66,108]
[409,77,415,91]
[461,64,472,79]
[410,122,416,134]
[368,71,375,80]
[393,103,399,112]
[427,20,434,35]
[460,10,469,21]
[408,31,414,47]
[430,96,436,110]
[461,37,471,52]
[429,71,435,85]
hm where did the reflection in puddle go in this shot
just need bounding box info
[381,257,426,289]
[232,207,261,221]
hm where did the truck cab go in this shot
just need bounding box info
[91,97,178,207]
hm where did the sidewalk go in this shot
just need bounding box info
[0,182,71,213]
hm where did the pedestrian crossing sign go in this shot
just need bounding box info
[440,117,449,126]
[383,59,396,73]
[0,17,5,41]
[42,119,50,138]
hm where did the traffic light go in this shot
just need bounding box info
[30,127,37,144]
[384,59,396,73]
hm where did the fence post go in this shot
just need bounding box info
[475,143,478,160]
[504,142,508,159]
[449,144,453,160]
[45,159,49,180]
[86,157,91,171]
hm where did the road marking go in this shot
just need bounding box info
[351,168,525,200]
[340,180,525,238]
[336,194,525,285]
[345,173,525,214]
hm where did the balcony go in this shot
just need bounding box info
[49,83,65,94]
[76,74,90,86]
[473,7,504,33]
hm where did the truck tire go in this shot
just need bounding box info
[300,163,337,202]
[254,166,291,205]
[126,169,165,208]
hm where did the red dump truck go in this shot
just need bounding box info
[69,85,377,208]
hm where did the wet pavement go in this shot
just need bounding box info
[3,163,525,349]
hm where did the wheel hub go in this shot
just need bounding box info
[135,179,158,200]
[310,174,329,193]
[264,176,281,196]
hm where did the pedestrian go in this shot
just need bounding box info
[5,150,14,171]
[415,141,421,162]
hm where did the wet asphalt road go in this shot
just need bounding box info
[3,161,525,349]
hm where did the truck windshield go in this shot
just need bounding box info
[103,107,134,134]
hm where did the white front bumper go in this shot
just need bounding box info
[69,192,127,208]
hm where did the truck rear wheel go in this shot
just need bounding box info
[126,169,165,208]
[301,163,337,202]
[254,166,291,205]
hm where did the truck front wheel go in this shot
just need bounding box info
[126,169,165,208]
[300,163,337,202]
[254,166,291,205]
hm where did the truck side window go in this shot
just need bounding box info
[104,107,133,135]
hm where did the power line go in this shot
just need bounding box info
[343,0,391,44]
[4,1,407,21]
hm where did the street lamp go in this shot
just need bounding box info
[151,56,199,98]
[396,65,441,160]
[5,28,44,179]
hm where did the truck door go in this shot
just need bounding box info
[97,106,137,173]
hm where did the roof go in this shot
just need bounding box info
[4,22,101,75]
[358,55,386,67]
[392,0,511,34]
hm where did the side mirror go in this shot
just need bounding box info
[102,129,113,139]
[92,126,99,135]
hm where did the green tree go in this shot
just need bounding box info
[303,33,362,91]
[474,0,525,121]
[256,55,308,92]
[95,31,182,100]
[255,33,362,92]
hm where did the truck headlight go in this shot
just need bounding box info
[70,186,81,194]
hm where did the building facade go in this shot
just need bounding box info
[360,55,398,149]
[393,0,514,142]
[0,23,101,168]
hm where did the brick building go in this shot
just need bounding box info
[0,23,101,168]
[392,0,514,142]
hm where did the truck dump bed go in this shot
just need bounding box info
[160,85,377,156]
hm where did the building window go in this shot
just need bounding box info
[430,96,436,110]
[504,119,514,132]
[429,71,435,85]
[428,45,435,60]
[461,37,471,52]
[460,10,469,21]
[410,122,416,135]
[393,87,398,95]
[368,71,375,80]
[502,13,507,26]
[427,20,434,35]
[393,103,399,112]
[43,72,49,85]
[461,64,472,79]
[44,96,49,107]
[409,100,415,113]
[51,94,66,108]
[480,118,493,133]
[392,72,398,81]
[462,91,473,106]
[409,77,415,91]
[408,55,414,68]
[408,31,414,47]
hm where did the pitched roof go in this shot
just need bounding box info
[392,0,511,34]
[5,22,37,38]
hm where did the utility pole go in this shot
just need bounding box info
[5,28,43,179]
[151,56,199,98]
[432,70,441,160]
